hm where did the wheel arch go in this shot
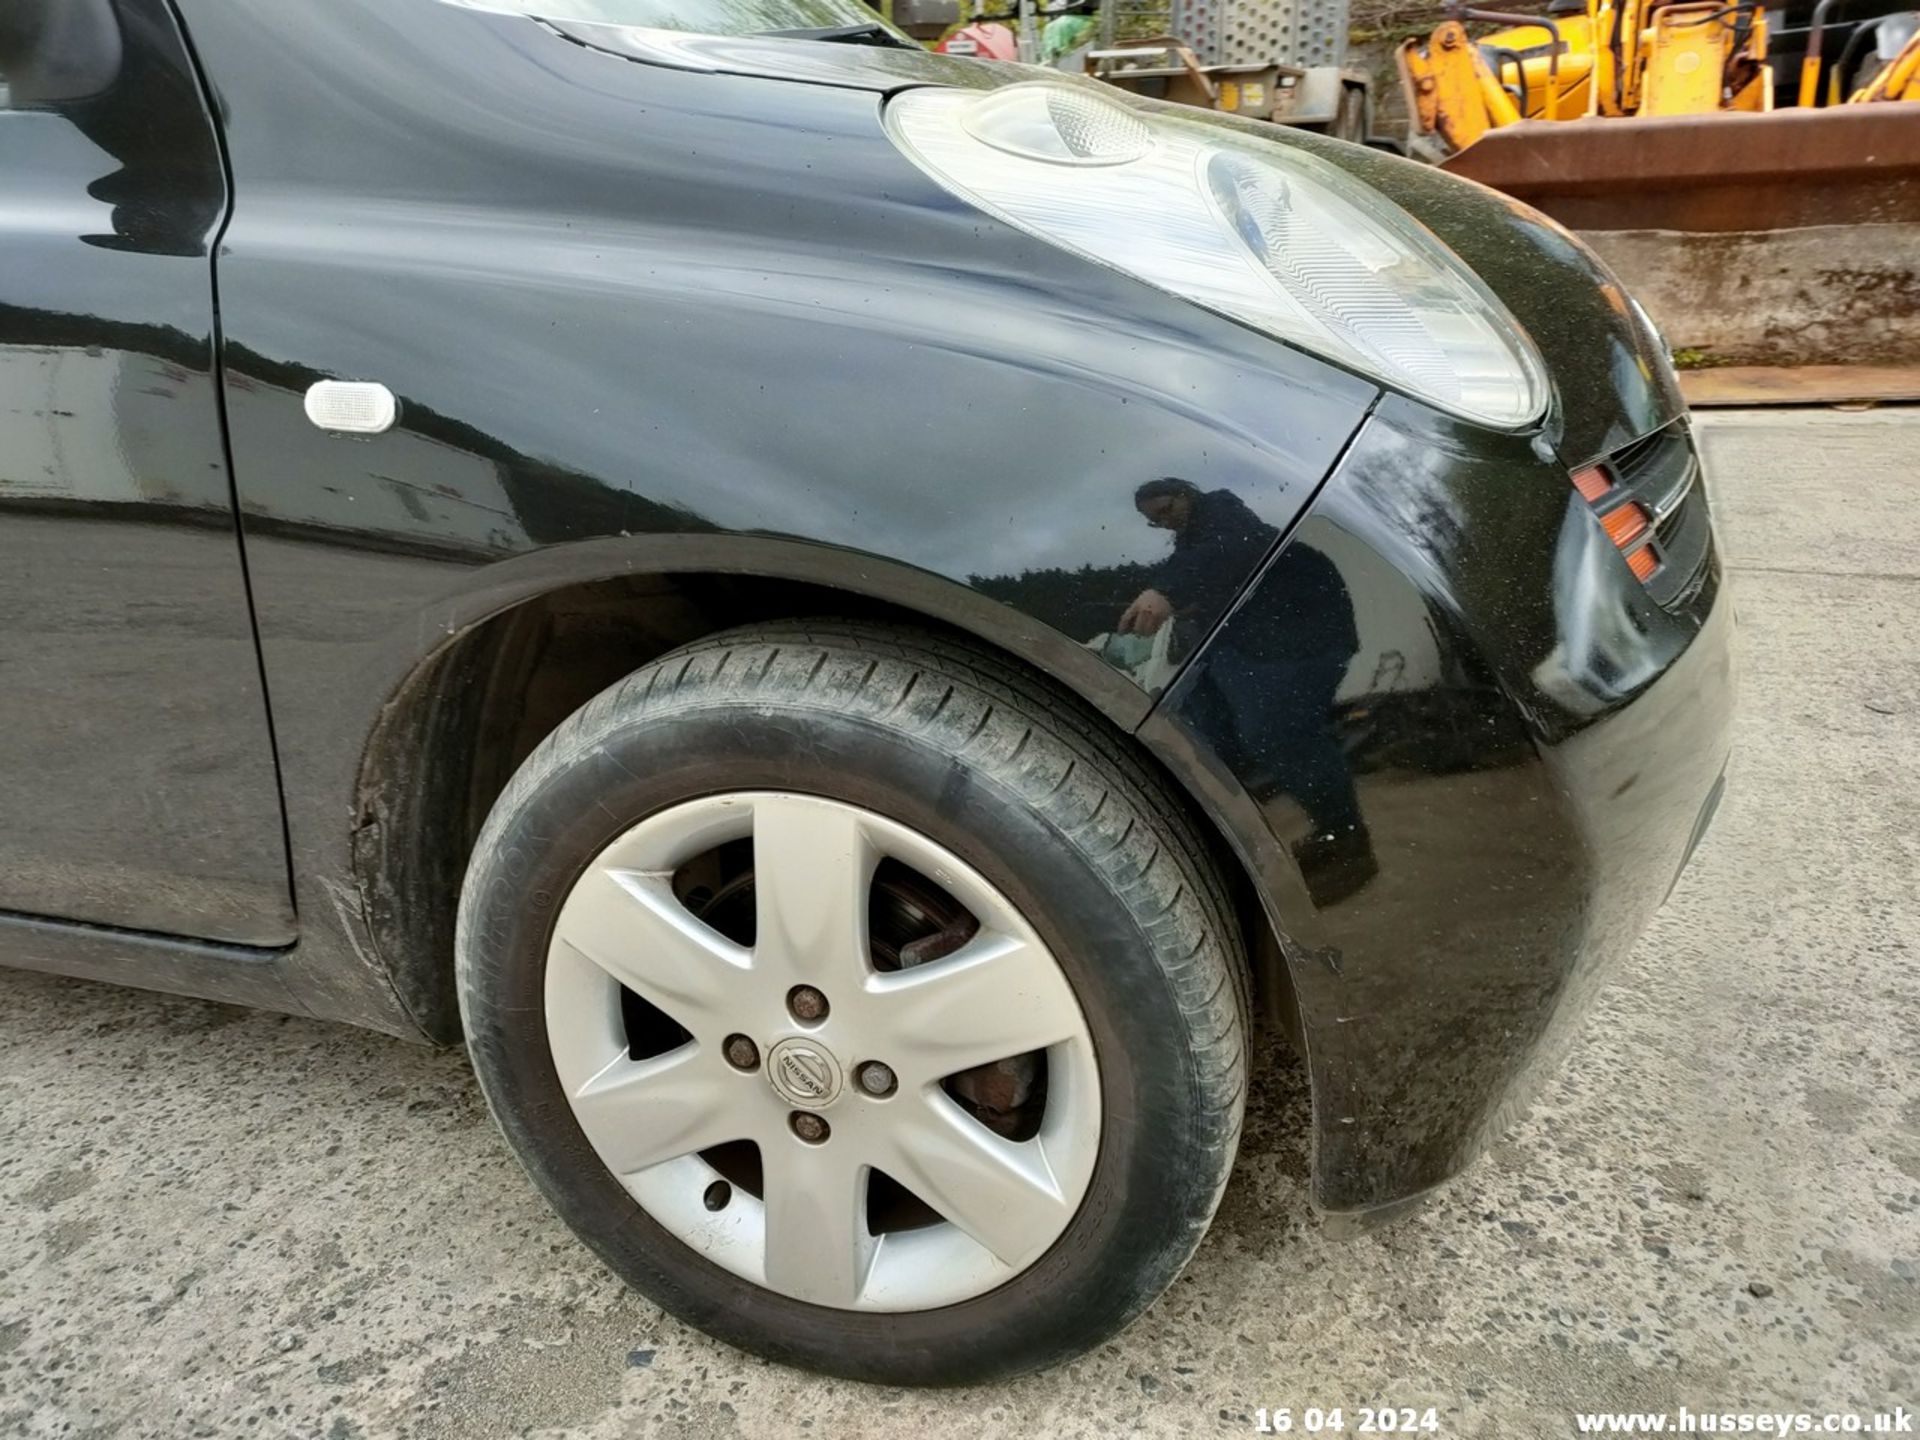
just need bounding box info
[348,538,1286,1045]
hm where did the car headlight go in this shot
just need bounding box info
[885,82,1547,429]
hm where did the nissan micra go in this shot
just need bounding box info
[0,0,1733,1383]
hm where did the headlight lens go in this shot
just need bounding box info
[885,82,1547,429]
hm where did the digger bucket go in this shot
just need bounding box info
[1440,106,1920,374]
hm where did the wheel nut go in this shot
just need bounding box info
[787,985,829,1022]
[723,1034,759,1071]
[790,1112,830,1144]
[856,1061,897,1098]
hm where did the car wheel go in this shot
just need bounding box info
[456,620,1249,1384]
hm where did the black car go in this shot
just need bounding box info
[1,0,1733,1385]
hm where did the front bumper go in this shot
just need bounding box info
[1143,394,1736,1217]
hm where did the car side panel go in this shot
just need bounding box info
[170,0,1375,1030]
[0,0,294,945]
[1144,395,1734,1216]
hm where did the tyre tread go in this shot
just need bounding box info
[567,619,1251,1195]
[461,617,1252,1382]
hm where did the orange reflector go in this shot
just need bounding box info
[1572,466,1612,503]
[1601,502,1650,548]
[1626,544,1659,582]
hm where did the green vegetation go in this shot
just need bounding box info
[1671,348,1734,371]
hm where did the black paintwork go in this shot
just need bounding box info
[1145,396,1732,1214]
[0,0,1733,1218]
[0,0,294,944]
[550,20,1684,465]
[176,0,1376,1032]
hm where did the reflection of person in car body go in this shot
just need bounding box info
[1120,477,1376,905]
[1119,478,1279,659]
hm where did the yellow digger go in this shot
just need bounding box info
[1399,1,1920,159]
[1386,0,1920,385]
[1833,11,1920,99]
[1398,0,1917,155]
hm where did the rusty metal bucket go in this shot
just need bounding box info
[1439,106,1920,231]
[1439,106,1920,370]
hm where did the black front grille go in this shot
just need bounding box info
[1599,420,1711,610]
[1607,426,1673,486]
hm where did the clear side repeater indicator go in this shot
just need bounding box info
[304,380,398,434]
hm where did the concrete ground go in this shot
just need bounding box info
[2,409,1916,1439]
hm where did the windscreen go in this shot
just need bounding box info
[444,0,908,38]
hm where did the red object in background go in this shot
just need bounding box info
[937,22,1019,59]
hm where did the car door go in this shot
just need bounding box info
[0,0,295,945]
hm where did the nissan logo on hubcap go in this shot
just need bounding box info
[765,1036,843,1109]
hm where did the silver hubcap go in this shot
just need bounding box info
[544,792,1101,1311]
[765,1037,841,1109]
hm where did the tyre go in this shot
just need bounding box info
[456,620,1248,1384]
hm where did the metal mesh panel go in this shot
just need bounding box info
[1099,0,1178,46]
[1170,0,1349,67]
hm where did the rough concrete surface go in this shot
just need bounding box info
[2,409,1917,1438]
[1582,226,1920,370]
